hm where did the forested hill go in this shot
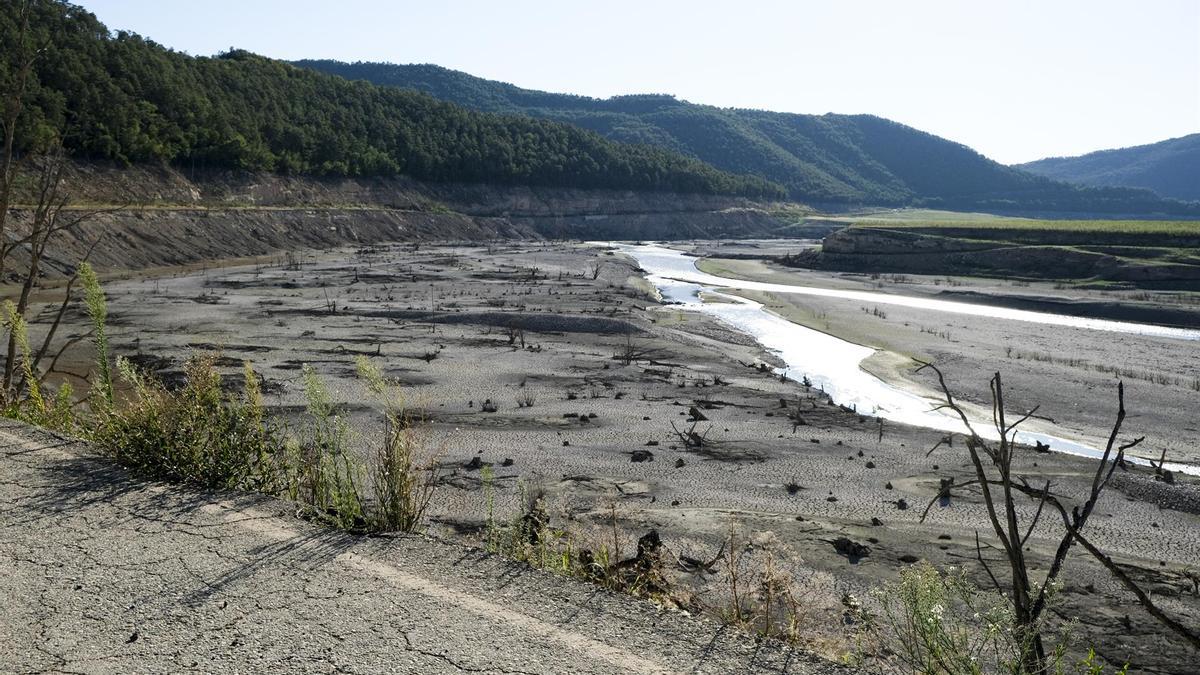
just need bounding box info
[0,2,783,199]
[296,61,1199,216]
[1017,135,1200,203]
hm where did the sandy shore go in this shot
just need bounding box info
[26,240,1200,672]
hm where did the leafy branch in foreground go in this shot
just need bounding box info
[914,363,1200,672]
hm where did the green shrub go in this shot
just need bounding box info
[865,561,1126,675]
[92,355,284,490]
[867,561,1014,674]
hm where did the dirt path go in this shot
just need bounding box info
[0,421,844,674]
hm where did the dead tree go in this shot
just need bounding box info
[1,11,117,404]
[670,420,711,448]
[0,0,38,285]
[916,363,1200,672]
[613,330,658,365]
[1,144,117,399]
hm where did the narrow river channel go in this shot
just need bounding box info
[617,243,1200,476]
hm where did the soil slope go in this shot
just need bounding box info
[6,162,791,281]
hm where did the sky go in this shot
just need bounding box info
[74,0,1200,165]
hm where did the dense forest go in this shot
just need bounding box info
[0,1,783,198]
[1018,134,1200,202]
[298,61,1200,216]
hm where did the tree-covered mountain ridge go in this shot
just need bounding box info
[296,60,1199,216]
[1017,134,1200,203]
[0,1,784,199]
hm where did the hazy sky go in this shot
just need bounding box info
[75,0,1199,164]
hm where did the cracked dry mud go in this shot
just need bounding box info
[0,422,845,674]
[5,240,1200,672]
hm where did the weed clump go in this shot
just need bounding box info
[0,301,75,431]
[355,355,439,532]
[94,355,284,491]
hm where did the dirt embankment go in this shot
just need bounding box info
[6,163,791,279]
[795,226,1200,290]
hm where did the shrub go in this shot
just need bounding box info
[92,355,284,490]
[867,561,1018,674]
[863,561,1133,675]
[354,355,439,533]
[289,364,365,530]
[1,300,75,432]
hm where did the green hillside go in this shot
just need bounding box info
[296,61,1198,216]
[1018,134,1200,202]
[0,1,783,198]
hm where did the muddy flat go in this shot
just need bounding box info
[25,240,1200,672]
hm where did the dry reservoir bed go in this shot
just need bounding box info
[32,241,1200,672]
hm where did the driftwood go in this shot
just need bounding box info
[670,420,711,448]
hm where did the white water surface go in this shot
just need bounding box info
[617,243,1200,476]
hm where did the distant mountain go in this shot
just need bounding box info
[0,1,782,199]
[296,61,1199,216]
[1017,135,1200,202]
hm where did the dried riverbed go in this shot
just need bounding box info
[28,240,1200,672]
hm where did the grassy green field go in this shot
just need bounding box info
[824,208,1031,223]
[793,209,1200,288]
[812,209,1200,235]
[854,219,1200,235]
[850,218,1200,235]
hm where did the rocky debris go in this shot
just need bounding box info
[938,477,954,506]
[581,529,669,595]
[1112,473,1200,516]
[832,537,870,562]
[630,450,654,463]
[635,530,663,561]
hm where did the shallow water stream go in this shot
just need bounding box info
[618,243,1200,476]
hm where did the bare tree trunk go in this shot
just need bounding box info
[0,0,36,284]
[3,146,61,393]
[915,364,1198,672]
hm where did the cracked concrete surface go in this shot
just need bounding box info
[0,421,845,674]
